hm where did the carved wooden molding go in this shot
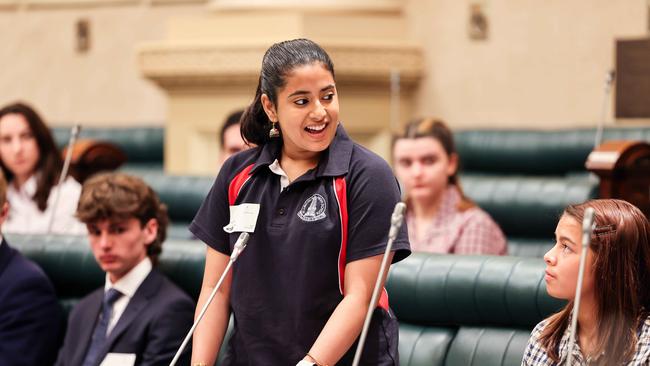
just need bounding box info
[24,0,137,8]
[0,0,19,9]
[586,140,650,217]
[8,0,204,8]
[138,41,423,89]
[209,0,401,13]
[150,0,205,6]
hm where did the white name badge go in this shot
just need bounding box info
[100,353,136,366]
[223,203,260,233]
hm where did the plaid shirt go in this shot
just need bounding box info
[522,315,650,365]
[406,186,507,254]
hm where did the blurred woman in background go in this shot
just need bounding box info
[393,117,506,254]
[0,102,85,234]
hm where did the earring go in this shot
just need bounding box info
[269,121,280,138]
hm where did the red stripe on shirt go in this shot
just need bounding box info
[228,164,255,206]
[334,177,348,295]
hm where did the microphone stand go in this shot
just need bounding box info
[352,202,406,366]
[594,70,616,149]
[47,124,81,234]
[169,232,250,366]
[566,207,595,365]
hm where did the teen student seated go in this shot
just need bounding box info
[55,172,194,366]
[0,102,85,234]
[523,199,650,365]
[393,117,506,254]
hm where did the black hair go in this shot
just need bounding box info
[240,38,335,146]
[219,109,244,147]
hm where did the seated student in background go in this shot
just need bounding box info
[55,172,194,366]
[523,199,650,365]
[218,109,253,164]
[0,102,85,234]
[393,117,506,254]
[0,170,65,366]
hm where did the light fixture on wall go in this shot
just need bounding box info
[76,19,91,53]
[468,2,488,41]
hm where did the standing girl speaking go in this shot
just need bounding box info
[189,39,410,366]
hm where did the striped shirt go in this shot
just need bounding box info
[406,186,507,255]
[522,315,650,365]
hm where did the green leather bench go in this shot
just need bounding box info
[132,171,214,239]
[455,127,650,256]
[6,234,205,312]
[52,126,164,173]
[388,252,564,365]
[9,234,564,366]
[51,126,650,253]
[455,128,650,175]
[52,126,212,239]
[460,174,597,257]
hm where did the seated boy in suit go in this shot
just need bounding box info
[0,172,65,366]
[56,172,194,366]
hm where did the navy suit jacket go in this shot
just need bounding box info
[0,239,65,366]
[55,268,195,366]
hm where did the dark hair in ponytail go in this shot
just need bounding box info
[240,38,335,146]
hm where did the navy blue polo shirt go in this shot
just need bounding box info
[190,124,410,366]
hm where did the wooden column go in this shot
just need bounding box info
[138,0,423,175]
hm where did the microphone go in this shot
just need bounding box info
[352,202,406,366]
[169,232,250,366]
[566,207,595,365]
[230,231,250,261]
[47,124,81,234]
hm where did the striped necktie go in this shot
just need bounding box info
[81,288,123,366]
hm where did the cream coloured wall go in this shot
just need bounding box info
[0,3,204,126]
[405,0,649,129]
[0,1,648,129]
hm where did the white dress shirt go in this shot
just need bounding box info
[103,257,153,334]
[268,159,290,192]
[3,174,86,235]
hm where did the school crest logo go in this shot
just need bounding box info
[297,194,327,222]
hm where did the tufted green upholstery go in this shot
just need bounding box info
[133,171,214,239]
[9,235,565,365]
[453,127,650,257]
[52,126,164,171]
[398,325,455,366]
[7,234,238,363]
[50,126,650,254]
[460,174,598,256]
[49,126,650,252]
[455,127,650,175]
[132,172,213,223]
[6,234,205,310]
[387,252,565,366]
[51,126,213,239]
[444,328,531,366]
[387,253,563,328]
